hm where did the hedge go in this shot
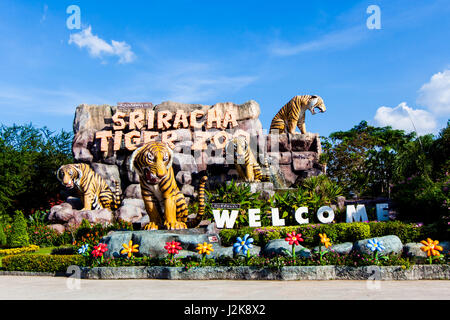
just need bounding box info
[219,221,437,247]
[1,254,87,272]
[0,245,40,256]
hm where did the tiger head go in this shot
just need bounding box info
[56,164,82,189]
[306,95,326,115]
[130,141,173,185]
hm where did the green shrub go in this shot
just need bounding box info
[8,211,29,248]
[27,224,60,247]
[0,221,6,247]
[219,221,427,247]
[2,254,86,272]
[204,181,272,228]
[51,246,77,255]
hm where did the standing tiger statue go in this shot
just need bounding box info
[269,95,326,134]
[130,141,208,230]
[56,163,121,210]
[228,136,269,182]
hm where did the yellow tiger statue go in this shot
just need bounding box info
[269,95,326,134]
[229,136,267,182]
[56,163,121,210]
[130,141,208,230]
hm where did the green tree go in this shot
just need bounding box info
[8,210,30,248]
[0,221,6,247]
[0,124,73,219]
[321,121,415,198]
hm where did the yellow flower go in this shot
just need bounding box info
[196,242,214,255]
[420,238,443,257]
[120,240,139,258]
[319,233,332,248]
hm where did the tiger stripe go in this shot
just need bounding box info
[130,141,208,230]
[56,163,121,210]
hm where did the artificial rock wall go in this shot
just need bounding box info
[68,100,324,224]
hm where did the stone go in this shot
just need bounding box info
[48,224,65,234]
[90,163,121,191]
[100,230,222,259]
[66,208,113,230]
[291,151,318,170]
[403,243,428,262]
[353,235,403,256]
[261,239,311,258]
[180,184,195,197]
[290,133,318,152]
[123,184,142,199]
[278,165,297,186]
[115,199,147,223]
[312,242,353,255]
[175,171,192,185]
[72,130,95,163]
[173,154,197,173]
[266,152,292,165]
[237,119,263,136]
[266,134,291,152]
[49,203,75,223]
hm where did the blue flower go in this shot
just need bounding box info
[233,234,254,255]
[366,239,385,252]
[78,244,89,254]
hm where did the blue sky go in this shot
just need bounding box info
[0,0,449,136]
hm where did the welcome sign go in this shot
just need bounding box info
[212,203,390,228]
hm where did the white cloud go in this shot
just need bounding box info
[40,4,48,24]
[374,102,437,135]
[417,69,450,115]
[270,26,366,56]
[68,26,135,64]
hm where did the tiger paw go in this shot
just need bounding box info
[164,221,187,230]
[144,222,159,230]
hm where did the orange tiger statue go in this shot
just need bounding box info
[56,163,121,210]
[269,95,326,134]
[130,141,208,230]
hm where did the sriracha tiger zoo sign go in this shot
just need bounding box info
[94,101,259,152]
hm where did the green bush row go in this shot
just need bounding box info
[1,254,86,272]
[219,221,441,247]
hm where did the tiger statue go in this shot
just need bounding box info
[228,136,268,182]
[56,163,121,210]
[130,141,208,230]
[269,95,326,134]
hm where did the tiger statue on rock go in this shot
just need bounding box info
[269,95,326,134]
[130,141,208,230]
[56,163,121,210]
[229,136,269,182]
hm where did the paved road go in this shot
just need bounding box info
[0,276,449,300]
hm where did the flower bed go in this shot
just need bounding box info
[0,245,40,256]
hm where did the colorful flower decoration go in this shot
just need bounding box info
[285,231,303,246]
[420,238,443,257]
[196,242,214,255]
[164,241,183,255]
[121,240,139,258]
[91,243,108,258]
[319,233,331,248]
[366,239,385,252]
[78,244,89,255]
[233,234,254,255]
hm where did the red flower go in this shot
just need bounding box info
[164,241,183,255]
[92,243,108,258]
[285,232,304,246]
